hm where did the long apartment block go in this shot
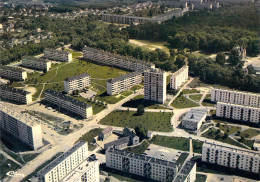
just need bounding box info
[106,148,180,182]
[107,72,142,95]
[202,142,260,174]
[37,141,89,182]
[211,88,260,107]
[64,73,91,94]
[0,105,43,150]
[0,65,27,81]
[82,46,155,72]
[44,48,72,62]
[216,102,260,123]
[22,56,52,71]
[144,69,166,104]
[45,89,93,119]
[0,85,32,104]
[173,161,196,182]
[170,66,189,90]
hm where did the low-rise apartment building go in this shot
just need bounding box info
[0,105,43,150]
[98,127,113,141]
[0,65,27,81]
[21,57,52,71]
[107,72,142,95]
[44,48,72,62]
[0,85,32,104]
[45,90,93,119]
[64,73,91,94]
[144,69,166,104]
[106,148,179,182]
[211,88,260,107]
[82,46,155,72]
[173,161,196,182]
[216,102,260,123]
[202,142,260,174]
[170,66,189,90]
[182,109,207,131]
[38,141,89,182]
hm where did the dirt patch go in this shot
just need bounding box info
[24,87,37,95]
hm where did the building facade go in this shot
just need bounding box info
[107,72,142,95]
[98,127,113,141]
[38,141,89,182]
[44,48,72,62]
[0,85,32,104]
[0,105,43,150]
[170,66,189,90]
[82,46,155,72]
[106,148,179,182]
[64,73,91,94]
[182,109,207,131]
[216,102,260,123]
[211,88,260,107]
[144,69,166,104]
[0,65,27,81]
[202,142,260,174]
[22,57,52,71]
[45,90,93,119]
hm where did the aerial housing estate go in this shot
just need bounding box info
[107,72,142,95]
[0,65,27,81]
[0,105,43,150]
[83,46,155,72]
[21,56,52,71]
[64,73,91,94]
[144,68,167,104]
[0,85,32,104]
[170,66,189,90]
[44,48,72,62]
[45,89,93,119]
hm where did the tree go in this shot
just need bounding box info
[228,49,241,66]
[175,55,186,69]
[216,52,226,65]
[240,136,245,142]
[134,124,148,140]
[223,132,228,139]
[137,105,145,115]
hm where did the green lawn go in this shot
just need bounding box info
[75,128,103,151]
[195,174,207,182]
[182,89,200,95]
[176,153,189,165]
[189,77,231,89]
[122,95,169,109]
[218,124,241,135]
[124,140,150,154]
[202,128,247,148]
[0,159,21,180]
[240,139,254,148]
[239,129,260,138]
[130,85,142,91]
[192,140,203,154]
[151,136,190,151]
[65,49,82,58]
[171,95,199,109]
[21,153,39,163]
[202,94,215,107]
[189,94,203,102]
[99,111,173,132]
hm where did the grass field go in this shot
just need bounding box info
[21,153,39,163]
[151,136,190,151]
[0,158,20,180]
[192,140,203,154]
[122,95,169,109]
[202,94,215,107]
[171,95,199,109]
[239,129,260,138]
[218,124,241,135]
[75,128,103,151]
[189,94,202,102]
[176,152,189,165]
[189,77,230,89]
[182,89,200,95]
[99,110,173,132]
[124,140,150,154]
[195,174,207,182]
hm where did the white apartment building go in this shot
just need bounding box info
[106,148,179,182]
[22,57,52,71]
[0,105,43,150]
[64,73,91,94]
[173,161,196,182]
[45,89,93,119]
[107,72,142,95]
[0,85,32,104]
[44,48,72,62]
[82,46,155,72]
[202,142,260,174]
[0,65,27,81]
[170,66,189,90]
[182,109,207,131]
[144,69,166,104]
[61,159,99,182]
[38,141,89,182]
[216,102,260,123]
[211,88,260,108]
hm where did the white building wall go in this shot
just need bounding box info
[170,66,189,89]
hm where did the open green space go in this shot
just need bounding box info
[189,94,203,102]
[65,49,82,58]
[122,95,169,109]
[217,124,241,135]
[189,77,231,89]
[239,129,260,138]
[176,153,189,165]
[182,89,200,95]
[151,135,189,151]
[195,174,207,182]
[0,158,21,180]
[75,128,103,151]
[124,140,150,154]
[21,153,39,163]
[99,111,173,132]
[202,94,215,107]
[239,139,254,148]
[171,95,199,109]
[202,128,246,148]
[192,140,203,154]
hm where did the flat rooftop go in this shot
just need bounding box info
[44,48,71,55]
[107,72,141,84]
[171,66,188,77]
[23,56,51,63]
[65,73,90,82]
[212,88,260,97]
[173,161,196,182]
[0,85,30,95]
[217,102,260,110]
[182,109,207,123]
[0,65,26,73]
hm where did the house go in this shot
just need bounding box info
[98,127,113,141]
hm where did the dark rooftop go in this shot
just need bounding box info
[0,65,26,73]
[0,85,30,95]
